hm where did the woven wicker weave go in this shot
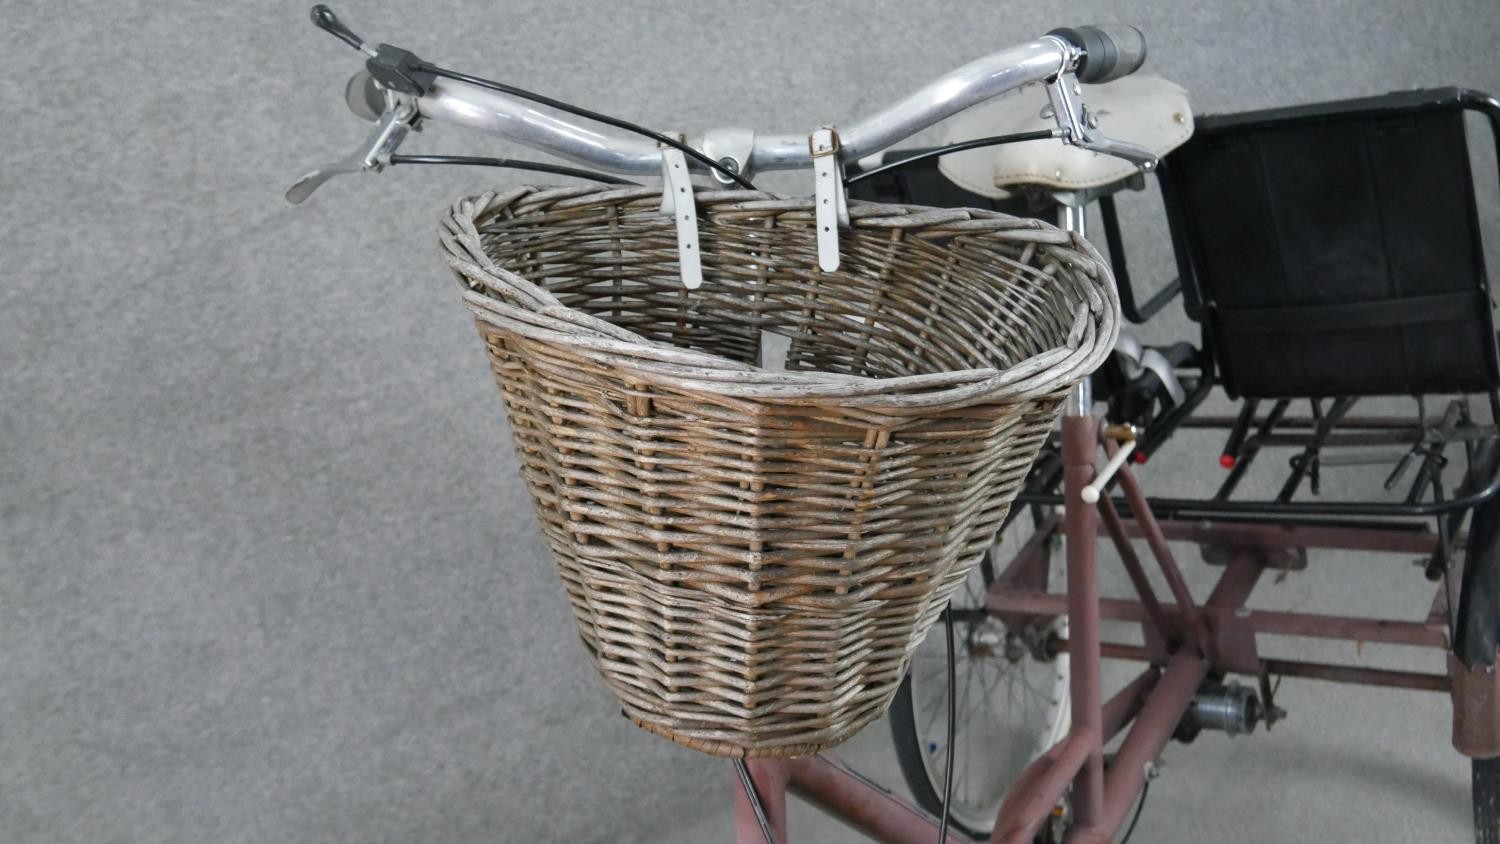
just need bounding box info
[440,185,1118,758]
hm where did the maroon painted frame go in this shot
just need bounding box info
[729,410,1468,844]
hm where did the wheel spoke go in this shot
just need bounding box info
[892,507,1069,834]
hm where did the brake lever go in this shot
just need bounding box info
[1045,71,1159,172]
[285,99,416,205]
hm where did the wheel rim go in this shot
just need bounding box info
[907,512,1071,834]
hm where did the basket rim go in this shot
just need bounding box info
[440,184,1120,411]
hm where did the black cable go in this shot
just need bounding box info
[1118,779,1151,844]
[732,759,779,844]
[937,605,957,843]
[388,153,637,185]
[417,64,758,190]
[843,130,1059,187]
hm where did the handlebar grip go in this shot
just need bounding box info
[1047,24,1148,84]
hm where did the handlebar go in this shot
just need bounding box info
[414,37,1072,177]
[289,8,1157,201]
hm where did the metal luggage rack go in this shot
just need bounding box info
[1015,391,1500,589]
[1023,391,1500,517]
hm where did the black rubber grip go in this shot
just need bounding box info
[310,5,366,52]
[1047,24,1148,84]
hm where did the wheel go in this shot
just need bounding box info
[1477,758,1500,843]
[889,503,1070,839]
[1030,758,1150,844]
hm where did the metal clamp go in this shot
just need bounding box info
[701,127,757,186]
[809,128,849,272]
[658,142,704,290]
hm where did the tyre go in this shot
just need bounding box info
[1475,758,1500,844]
[1460,491,1500,843]
[889,503,1070,839]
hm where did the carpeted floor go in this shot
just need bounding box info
[5,0,1500,840]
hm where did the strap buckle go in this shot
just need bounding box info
[809,127,849,272]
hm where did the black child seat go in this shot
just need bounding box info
[1159,88,1500,399]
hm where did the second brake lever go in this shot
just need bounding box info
[285,98,417,205]
[1046,71,1160,172]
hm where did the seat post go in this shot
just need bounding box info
[1059,201,1108,833]
[1062,202,1096,418]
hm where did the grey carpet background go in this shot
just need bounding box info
[6,0,1500,841]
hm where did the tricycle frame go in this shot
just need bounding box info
[731,398,1498,843]
[725,89,1500,841]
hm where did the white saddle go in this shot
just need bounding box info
[938,75,1195,197]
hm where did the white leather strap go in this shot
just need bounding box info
[1114,332,1145,375]
[659,144,703,290]
[1113,330,1186,406]
[1139,348,1186,406]
[810,128,847,272]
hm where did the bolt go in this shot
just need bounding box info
[717,157,739,175]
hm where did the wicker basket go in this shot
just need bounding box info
[440,185,1118,758]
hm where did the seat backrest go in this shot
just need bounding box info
[1159,88,1500,399]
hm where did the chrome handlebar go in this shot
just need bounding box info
[287,8,1158,203]
[414,37,1074,179]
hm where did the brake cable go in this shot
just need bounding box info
[937,604,958,843]
[733,759,780,844]
[310,6,755,189]
[844,130,1062,187]
[387,154,636,186]
[415,65,757,189]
